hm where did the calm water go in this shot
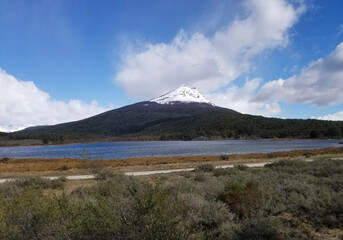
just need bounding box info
[0,140,341,159]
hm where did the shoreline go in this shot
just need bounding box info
[1,146,342,179]
[0,137,341,148]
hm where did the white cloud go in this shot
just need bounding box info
[115,0,304,104]
[0,68,107,130]
[256,42,343,107]
[337,24,343,37]
[314,111,343,121]
[210,78,282,116]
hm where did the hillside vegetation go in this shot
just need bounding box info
[9,102,343,144]
[0,159,342,239]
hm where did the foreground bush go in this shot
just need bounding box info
[0,159,342,239]
[218,180,263,220]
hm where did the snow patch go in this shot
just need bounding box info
[0,124,31,133]
[149,84,213,105]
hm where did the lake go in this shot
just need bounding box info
[0,140,341,159]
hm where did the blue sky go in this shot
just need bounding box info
[0,0,343,130]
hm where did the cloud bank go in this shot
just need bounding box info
[256,42,343,108]
[0,68,106,131]
[115,0,304,116]
[315,111,343,121]
[222,40,343,117]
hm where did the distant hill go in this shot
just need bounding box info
[0,132,7,136]
[13,101,343,142]
[11,85,343,143]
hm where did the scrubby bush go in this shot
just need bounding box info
[234,164,248,171]
[181,171,191,178]
[219,154,229,160]
[194,172,206,182]
[195,163,214,172]
[213,168,228,177]
[94,168,116,180]
[218,180,263,220]
[11,177,65,190]
[0,157,9,163]
[60,164,69,170]
[266,153,277,159]
[233,219,280,240]
[303,151,316,158]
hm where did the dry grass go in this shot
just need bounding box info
[0,147,342,178]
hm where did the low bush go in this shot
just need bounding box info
[219,154,229,160]
[234,219,280,240]
[234,164,248,171]
[303,151,316,158]
[0,157,9,163]
[213,168,228,177]
[11,177,65,190]
[195,163,214,172]
[94,168,116,180]
[194,172,206,182]
[218,180,263,220]
[60,164,69,170]
[266,153,277,159]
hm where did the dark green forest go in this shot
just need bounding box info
[9,102,343,144]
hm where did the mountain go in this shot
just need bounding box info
[12,85,343,142]
[0,131,7,136]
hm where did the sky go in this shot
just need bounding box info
[1,0,343,131]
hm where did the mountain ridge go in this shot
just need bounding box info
[7,85,343,143]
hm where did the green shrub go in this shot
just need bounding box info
[195,163,214,172]
[0,157,9,163]
[213,168,228,177]
[266,153,276,159]
[94,169,116,180]
[218,180,263,220]
[265,159,306,171]
[181,171,191,178]
[0,189,66,239]
[194,172,206,182]
[234,164,248,171]
[10,177,65,190]
[303,152,316,158]
[60,164,69,170]
[179,193,234,239]
[234,219,280,240]
[220,154,229,160]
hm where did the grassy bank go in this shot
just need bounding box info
[0,159,342,239]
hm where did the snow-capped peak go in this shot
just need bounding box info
[149,84,213,105]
